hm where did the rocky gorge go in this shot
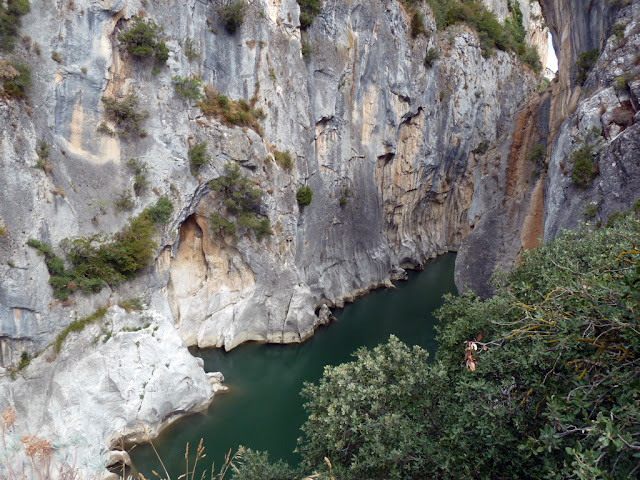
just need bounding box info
[0,0,638,477]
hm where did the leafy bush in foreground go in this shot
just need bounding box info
[234,215,640,479]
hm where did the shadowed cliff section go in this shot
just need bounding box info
[456,0,640,296]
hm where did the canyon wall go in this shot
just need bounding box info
[0,0,541,360]
[456,0,640,296]
[5,0,622,476]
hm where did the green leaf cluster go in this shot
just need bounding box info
[296,185,313,206]
[118,16,169,65]
[232,449,298,480]
[0,0,30,51]
[143,196,173,225]
[297,0,323,30]
[208,162,272,241]
[27,198,171,300]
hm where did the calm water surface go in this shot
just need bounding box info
[131,253,456,475]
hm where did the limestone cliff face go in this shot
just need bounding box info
[0,0,545,474]
[0,0,539,357]
[456,0,640,296]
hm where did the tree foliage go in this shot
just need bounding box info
[235,215,640,479]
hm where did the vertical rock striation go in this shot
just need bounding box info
[0,0,559,474]
[457,0,640,295]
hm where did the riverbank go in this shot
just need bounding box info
[130,253,456,477]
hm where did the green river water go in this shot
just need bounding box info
[130,253,456,476]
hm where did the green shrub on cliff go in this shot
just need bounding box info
[575,49,599,85]
[219,1,246,35]
[118,16,169,65]
[173,74,203,101]
[208,162,272,241]
[570,127,602,189]
[2,61,30,98]
[233,215,640,480]
[188,142,210,174]
[0,0,30,51]
[26,201,171,300]
[417,0,541,71]
[297,0,323,30]
[296,185,313,206]
[101,93,149,137]
[198,86,265,136]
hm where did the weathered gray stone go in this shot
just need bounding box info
[0,0,556,477]
[0,307,213,479]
